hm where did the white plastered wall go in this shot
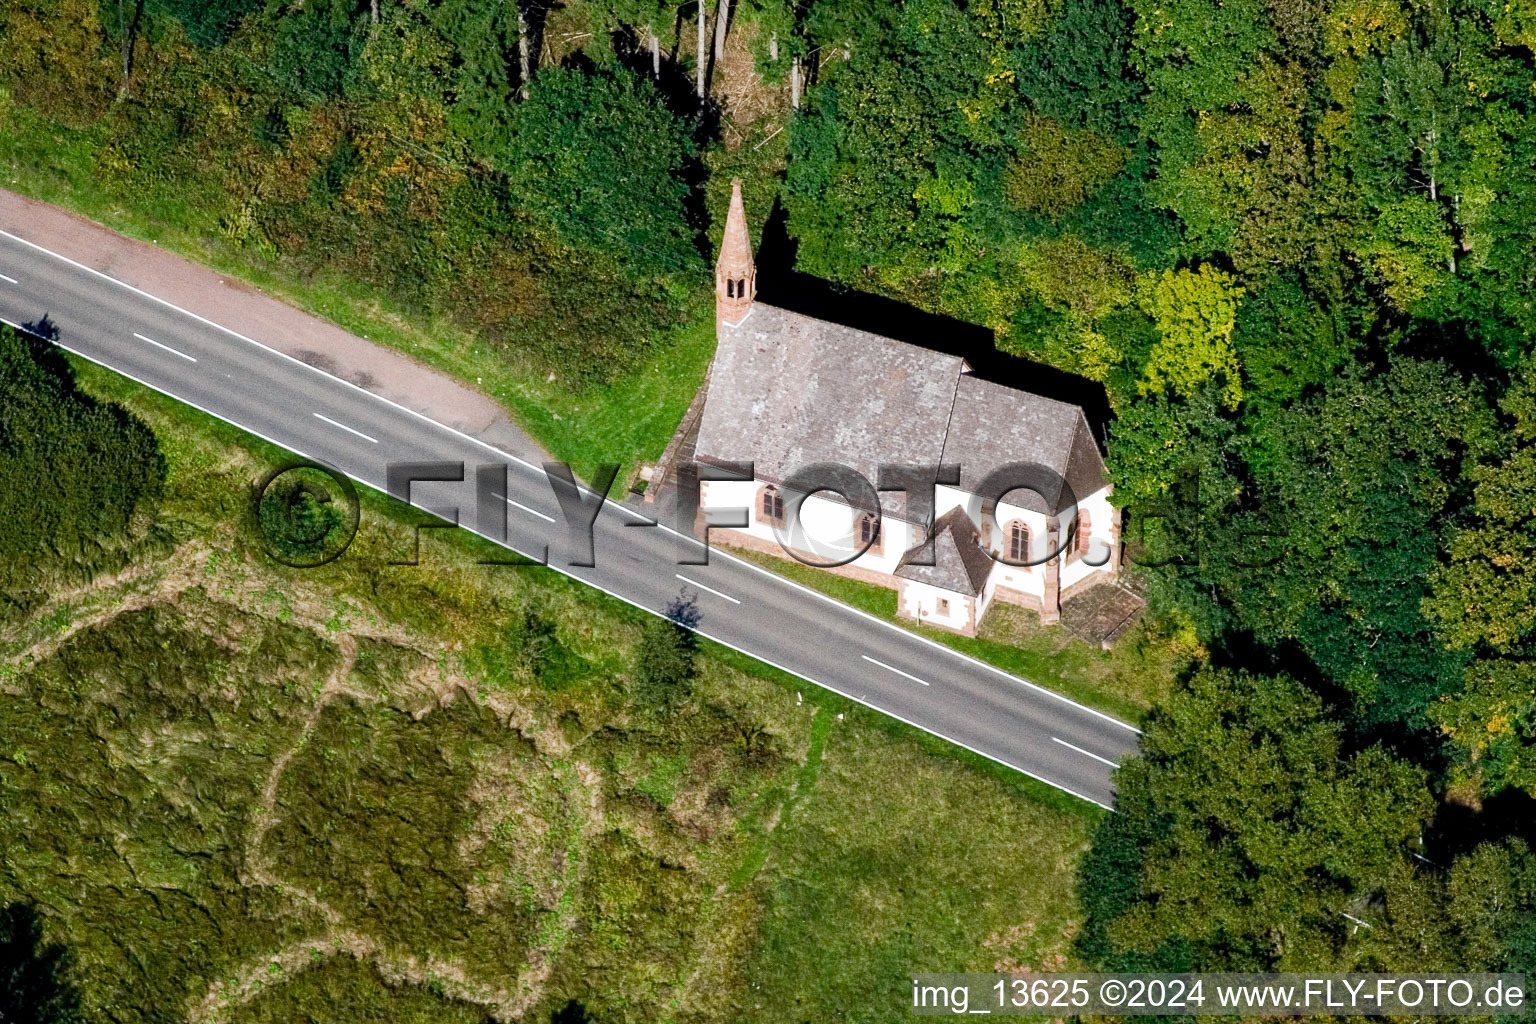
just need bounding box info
[699,478,918,573]
[897,578,975,631]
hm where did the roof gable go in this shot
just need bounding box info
[696,304,965,516]
[695,303,1107,519]
[939,376,1107,515]
[894,506,993,596]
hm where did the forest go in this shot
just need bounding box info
[5,0,1536,1008]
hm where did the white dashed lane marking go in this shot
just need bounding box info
[312,412,378,444]
[1051,736,1118,767]
[862,654,931,686]
[675,573,742,604]
[132,332,198,363]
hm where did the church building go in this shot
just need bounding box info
[654,180,1121,637]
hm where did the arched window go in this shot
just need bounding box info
[726,278,736,298]
[759,485,785,524]
[1008,521,1030,565]
[737,277,747,296]
[857,511,881,554]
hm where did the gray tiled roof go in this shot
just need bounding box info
[696,304,965,519]
[940,376,1107,516]
[894,506,994,596]
[694,302,1106,521]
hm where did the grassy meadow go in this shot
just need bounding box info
[0,357,1098,1022]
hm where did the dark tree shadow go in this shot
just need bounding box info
[20,312,60,343]
[1429,788,1536,865]
[517,0,553,95]
[0,903,84,1024]
[665,592,702,630]
[6,315,76,387]
[551,998,593,1024]
[754,199,1115,436]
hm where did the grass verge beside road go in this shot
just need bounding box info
[726,546,1187,724]
[0,104,714,485]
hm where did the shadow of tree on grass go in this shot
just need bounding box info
[0,902,83,1024]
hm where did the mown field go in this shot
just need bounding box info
[0,357,1097,1023]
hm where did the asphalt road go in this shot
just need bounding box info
[0,226,1140,809]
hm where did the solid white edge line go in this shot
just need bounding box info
[1051,736,1119,768]
[0,228,1141,738]
[674,573,742,605]
[132,331,197,363]
[0,273,17,284]
[4,318,1117,811]
[616,503,655,521]
[862,654,931,687]
[312,412,379,444]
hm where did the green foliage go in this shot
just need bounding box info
[1081,667,1434,970]
[1135,266,1244,409]
[1195,360,1493,725]
[1426,358,1536,653]
[0,0,114,120]
[497,64,700,275]
[1365,196,1454,311]
[267,0,370,100]
[749,719,1093,1008]
[1002,114,1127,218]
[255,469,351,565]
[0,601,334,1020]
[267,693,566,973]
[149,0,262,47]
[1433,659,1536,796]
[433,0,521,142]
[0,0,704,392]
[786,46,953,284]
[0,326,162,588]
[1010,0,1141,137]
[1423,358,1536,796]
[230,956,491,1023]
[498,607,591,690]
[633,606,698,716]
[1230,272,1356,406]
[1107,381,1236,510]
[1085,672,1536,974]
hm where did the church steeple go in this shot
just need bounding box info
[716,178,756,328]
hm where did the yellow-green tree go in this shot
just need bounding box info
[1136,266,1244,409]
[1002,114,1127,218]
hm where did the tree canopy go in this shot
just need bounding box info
[1093,668,1432,967]
[0,326,162,586]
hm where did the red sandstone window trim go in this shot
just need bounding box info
[1007,520,1031,567]
[758,484,785,525]
[857,512,882,556]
